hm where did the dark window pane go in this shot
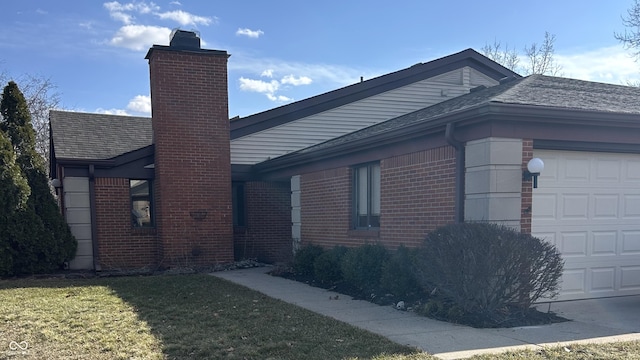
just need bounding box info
[131,180,153,227]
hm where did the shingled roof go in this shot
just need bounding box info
[50,110,152,160]
[292,74,640,155]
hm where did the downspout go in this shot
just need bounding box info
[88,164,101,271]
[445,123,464,223]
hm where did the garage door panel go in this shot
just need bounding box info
[622,231,640,254]
[559,269,586,295]
[561,194,589,219]
[595,158,622,181]
[625,160,640,181]
[591,267,616,291]
[533,149,640,300]
[592,231,617,255]
[559,232,588,256]
[623,195,640,218]
[621,267,640,290]
[593,194,619,219]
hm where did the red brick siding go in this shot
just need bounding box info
[380,146,457,248]
[521,139,533,233]
[300,168,352,247]
[94,177,158,269]
[234,181,292,263]
[300,146,457,249]
[148,48,233,267]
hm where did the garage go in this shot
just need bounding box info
[531,149,640,301]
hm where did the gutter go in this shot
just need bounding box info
[445,123,465,223]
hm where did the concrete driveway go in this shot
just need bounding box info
[540,295,640,333]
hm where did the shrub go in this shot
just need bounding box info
[313,246,349,284]
[341,243,389,291]
[292,244,324,276]
[380,245,421,299]
[414,223,563,318]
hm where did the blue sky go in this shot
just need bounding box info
[1,1,638,118]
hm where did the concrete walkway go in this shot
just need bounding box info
[212,266,640,359]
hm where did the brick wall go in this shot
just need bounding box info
[380,146,457,248]
[94,178,158,269]
[148,44,233,267]
[300,168,353,247]
[234,181,292,263]
[300,146,457,249]
[520,139,534,233]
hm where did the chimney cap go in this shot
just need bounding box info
[169,29,201,50]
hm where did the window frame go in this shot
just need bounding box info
[232,182,246,227]
[130,179,155,228]
[352,162,381,229]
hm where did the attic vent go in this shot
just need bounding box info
[170,29,201,50]
[499,75,519,84]
[470,85,487,93]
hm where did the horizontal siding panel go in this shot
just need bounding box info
[231,67,498,165]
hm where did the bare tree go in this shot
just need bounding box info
[524,32,562,76]
[0,72,60,166]
[481,40,520,72]
[616,0,640,59]
[481,32,562,76]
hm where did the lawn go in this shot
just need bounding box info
[0,273,638,360]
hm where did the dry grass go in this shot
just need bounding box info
[0,274,419,359]
[0,273,638,359]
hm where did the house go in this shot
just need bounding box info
[50,30,640,301]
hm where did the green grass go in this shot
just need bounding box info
[0,274,638,359]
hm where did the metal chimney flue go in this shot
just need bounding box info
[169,29,201,50]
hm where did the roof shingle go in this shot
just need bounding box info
[50,110,152,160]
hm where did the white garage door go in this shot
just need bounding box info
[531,149,640,301]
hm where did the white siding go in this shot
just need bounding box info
[63,177,94,270]
[231,67,499,165]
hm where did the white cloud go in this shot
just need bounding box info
[155,10,213,26]
[555,45,640,85]
[95,108,130,116]
[109,25,171,51]
[261,69,273,78]
[239,77,280,93]
[170,1,182,5]
[281,74,312,86]
[127,95,151,114]
[266,94,292,102]
[104,1,160,24]
[229,55,370,88]
[236,28,264,39]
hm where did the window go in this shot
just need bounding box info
[130,180,154,227]
[353,163,380,228]
[232,182,246,227]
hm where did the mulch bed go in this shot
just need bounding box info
[271,267,568,329]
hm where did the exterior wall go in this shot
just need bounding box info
[62,176,93,270]
[148,45,233,267]
[94,178,157,269]
[231,67,499,165]
[380,147,457,248]
[299,146,457,249]
[234,181,292,263]
[464,137,523,229]
[520,139,534,233]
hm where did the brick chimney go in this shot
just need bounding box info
[145,30,233,267]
